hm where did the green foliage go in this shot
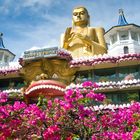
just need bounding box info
[133,128,140,140]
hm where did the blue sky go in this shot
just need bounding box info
[0,0,140,60]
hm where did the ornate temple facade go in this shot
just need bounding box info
[0,8,140,104]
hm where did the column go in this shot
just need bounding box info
[137,33,140,44]
[117,31,120,43]
[128,30,132,41]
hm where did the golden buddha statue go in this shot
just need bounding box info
[61,6,107,58]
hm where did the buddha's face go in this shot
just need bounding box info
[72,7,89,26]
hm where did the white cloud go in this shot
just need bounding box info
[0,0,54,15]
[4,13,70,60]
[27,46,41,51]
[0,0,11,14]
[22,0,52,7]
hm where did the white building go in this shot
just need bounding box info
[0,33,15,66]
[105,9,140,56]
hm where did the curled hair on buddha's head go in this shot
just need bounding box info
[72,6,90,27]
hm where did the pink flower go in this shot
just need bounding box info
[93,82,99,88]
[82,81,93,87]
[43,125,60,140]
[13,101,27,111]
[0,92,8,103]
[47,100,53,108]
[86,92,106,101]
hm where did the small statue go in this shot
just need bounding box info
[34,73,48,81]
[124,74,134,81]
[61,6,107,58]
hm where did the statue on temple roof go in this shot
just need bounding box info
[61,6,107,58]
[0,33,5,48]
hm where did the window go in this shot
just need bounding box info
[4,55,9,63]
[75,70,92,83]
[111,34,117,44]
[0,52,3,60]
[118,65,140,80]
[94,68,116,82]
[119,31,129,40]
[131,31,138,41]
[105,91,139,104]
[124,46,129,54]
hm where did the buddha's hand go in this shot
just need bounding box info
[85,44,92,51]
[82,36,93,47]
[69,32,84,39]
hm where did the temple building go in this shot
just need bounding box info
[0,8,140,104]
[105,9,140,56]
[0,33,15,66]
[0,33,22,93]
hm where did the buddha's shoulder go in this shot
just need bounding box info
[88,27,105,34]
[88,27,105,31]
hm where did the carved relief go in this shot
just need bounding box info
[20,58,78,85]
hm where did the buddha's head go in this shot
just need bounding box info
[72,6,90,27]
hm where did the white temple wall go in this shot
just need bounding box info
[107,43,139,56]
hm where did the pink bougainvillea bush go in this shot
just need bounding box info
[0,81,140,140]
